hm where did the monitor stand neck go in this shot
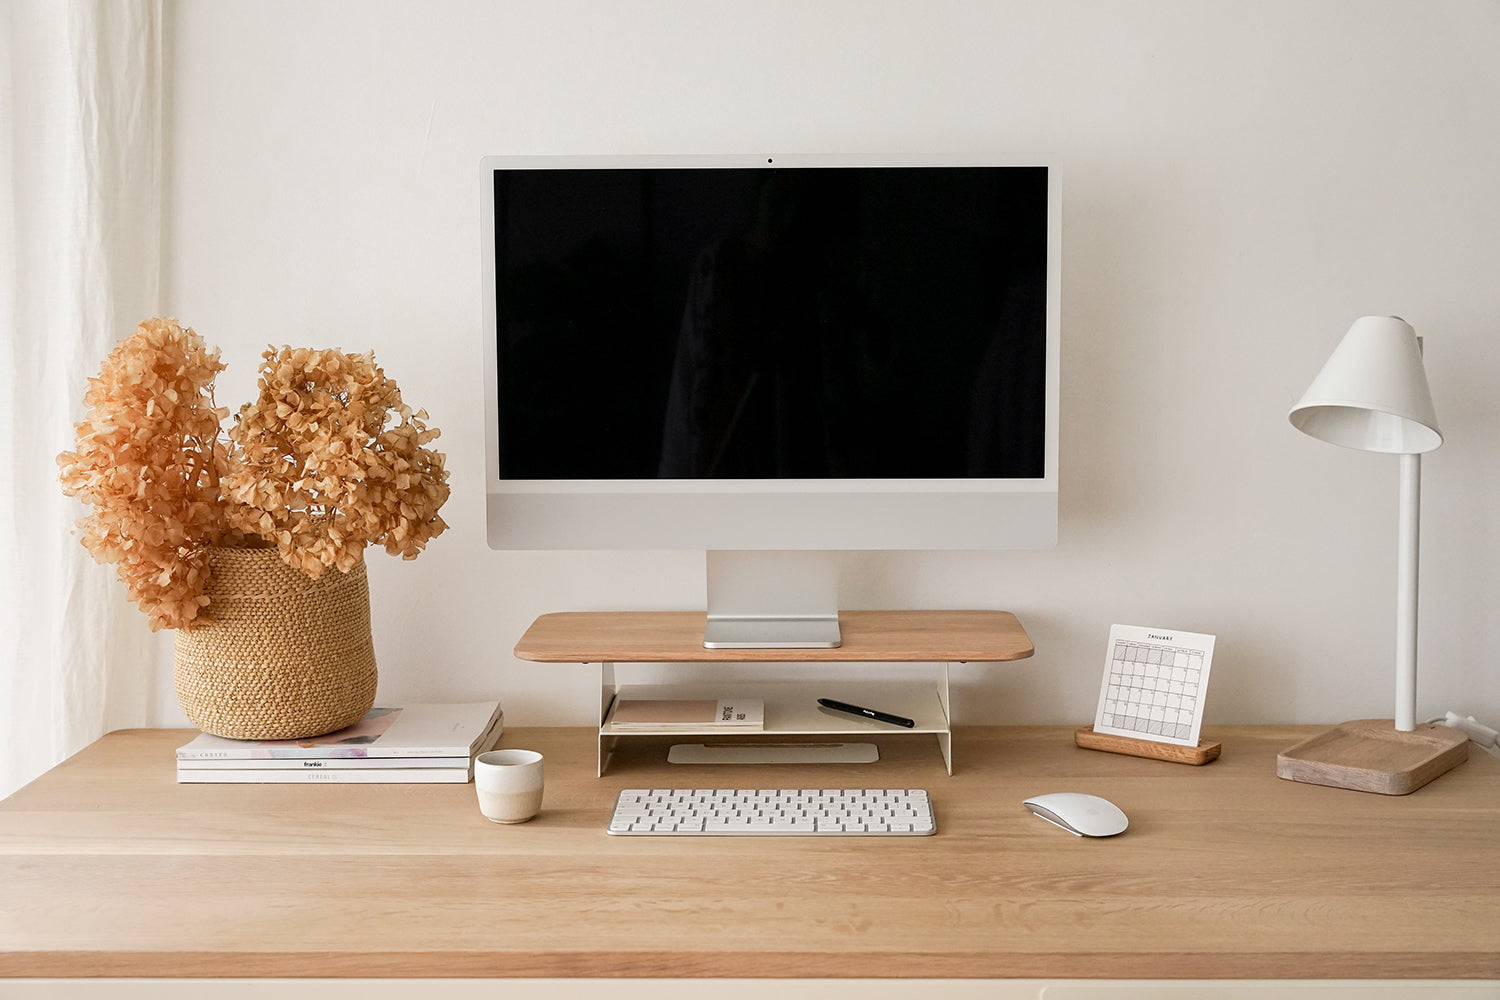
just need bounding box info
[703,550,843,649]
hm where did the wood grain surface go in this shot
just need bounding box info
[1,725,1497,980]
[1075,726,1222,765]
[513,609,1036,663]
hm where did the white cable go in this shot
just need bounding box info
[1436,711,1500,759]
[1442,711,1498,748]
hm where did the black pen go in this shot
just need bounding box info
[817,697,916,728]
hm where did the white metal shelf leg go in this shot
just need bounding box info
[599,661,617,777]
[938,661,953,775]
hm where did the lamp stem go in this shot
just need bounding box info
[1395,452,1421,732]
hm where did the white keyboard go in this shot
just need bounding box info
[606,788,936,836]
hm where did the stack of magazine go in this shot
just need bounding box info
[175,701,504,783]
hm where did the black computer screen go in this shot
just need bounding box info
[491,165,1048,481]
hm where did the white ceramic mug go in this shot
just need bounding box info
[474,749,544,823]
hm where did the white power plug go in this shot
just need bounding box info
[1440,711,1500,758]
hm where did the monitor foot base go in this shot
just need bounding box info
[668,742,877,764]
[702,616,842,649]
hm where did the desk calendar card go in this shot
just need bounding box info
[1093,624,1216,747]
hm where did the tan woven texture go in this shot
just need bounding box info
[173,546,377,740]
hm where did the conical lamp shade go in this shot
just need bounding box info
[1289,315,1442,454]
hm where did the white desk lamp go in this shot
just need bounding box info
[1278,315,1468,794]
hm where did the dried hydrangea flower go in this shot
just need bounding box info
[59,324,451,627]
[56,318,239,630]
[223,346,450,577]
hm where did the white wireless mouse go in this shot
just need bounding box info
[1023,792,1128,837]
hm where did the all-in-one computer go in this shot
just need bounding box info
[482,154,1059,647]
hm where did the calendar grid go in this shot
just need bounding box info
[1093,625,1216,747]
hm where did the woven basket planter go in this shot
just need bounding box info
[173,545,378,740]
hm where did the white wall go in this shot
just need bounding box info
[158,0,1500,731]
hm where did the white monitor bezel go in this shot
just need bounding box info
[481,152,1060,552]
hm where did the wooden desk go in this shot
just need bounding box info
[1,726,1497,982]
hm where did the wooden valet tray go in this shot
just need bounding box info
[1276,718,1469,795]
[1075,726,1221,765]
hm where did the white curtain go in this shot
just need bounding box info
[1,0,164,799]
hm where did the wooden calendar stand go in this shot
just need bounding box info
[1075,725,1222,765]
